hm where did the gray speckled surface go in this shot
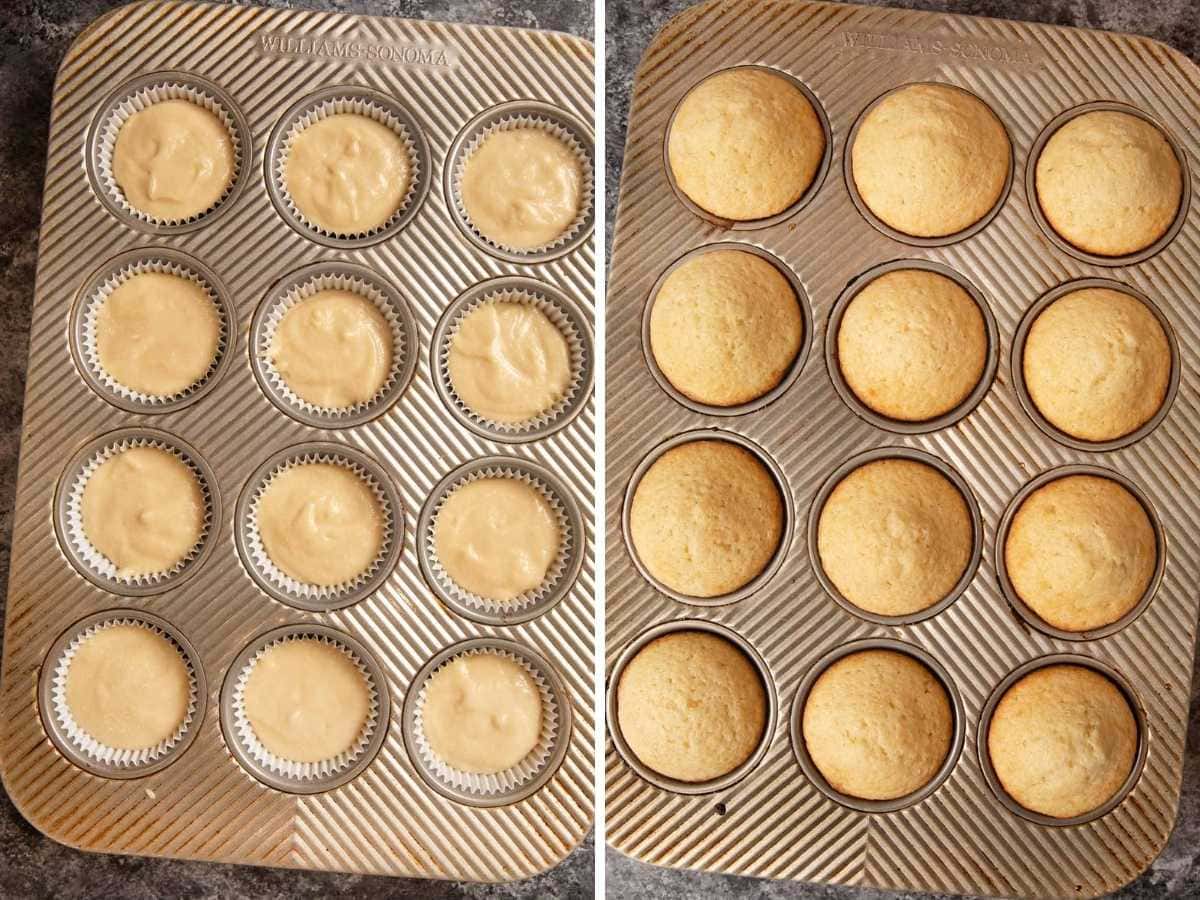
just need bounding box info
[0,1,593,897]
[604,1,1200,897]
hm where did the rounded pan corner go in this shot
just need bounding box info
[53,1,154,87]
[634,0,728,77]
[0,758,89,855]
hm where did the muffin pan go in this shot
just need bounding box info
[1,0,593,883]
[606,1,1199,896]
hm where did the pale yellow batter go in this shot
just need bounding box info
[461,128,583,249]
[448,302,572,423]
[285,113,412,234]
[434,478,559,602]
[112,99,235,221]
[421,653,542,773]
[81,446,205,578]
[95,271,221,397]
[65,624,190,751]
[270,290,393,409]
[256,463,383,587]
[243,639,370,763]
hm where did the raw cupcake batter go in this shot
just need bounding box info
[112,98,235,220]
[256,463,383,587]
[95,270,221,397]
[460,128,583,249]
[65,624,190,751]
[447,301,571,423]
[433,478,559,602]
[243,638,370,763]
[270,289,393,409]
[81,446,205,577]
[421,653,542,773]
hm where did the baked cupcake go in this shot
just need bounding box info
[988,665,1137,818]
[668,68,825,221]
[1023,287,1171,443]
[851,83,1010,237]
[629,440,783,598]
[1005,475,1156,632]
[1035,110,1181,256]
[837,268,987,421]
[617,631,766,782]
[817,458,972,617]
[650,249,803,407]
[803,649,952,800]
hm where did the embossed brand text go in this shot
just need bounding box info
[259,31,454,67]
[841,30,1038,65]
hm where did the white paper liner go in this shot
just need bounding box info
[425,465,573,615]
[229,632,380,781]
[452,114,594,256]
[256,271,406,420]
[412,646,559,796]
[50,617,199,768]
[80,258,228,407]
[95,80,242,227]
[439,287,587,435]
[274,94,420,240]
[244,451,395,602]
[64,436,214,586]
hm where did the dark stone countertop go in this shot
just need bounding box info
[0,1,593,898]
[605,1,1200,898]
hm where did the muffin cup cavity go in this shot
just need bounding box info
[40,610,206,778]
[606,620,778,795]
[87,72,249,232]
[977,654,1148,827]
[825,259,999,434]
[55,429,219,595]
[807,446,983,627]
[789,638,965,814]
[265,86,430,248]
[1011,278,1181,453]
[995,465,1167,642]
[621,430,795,607]
[844,81,1014,247]
[446,101,595,263]
[1026,101,1191,267]
[641,243,813,417]
[663,65,833,231]
[403,639,569,806]
[235,443,403,612]
[250,262,418,429]
[417,457,585,626]
[432,277,594,442]
[71,248,235,415]
[220,625,389,794]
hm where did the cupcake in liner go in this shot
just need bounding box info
[425,465,574,616]
[412,646,559,796]
[94,79,243,228]
[50,617,200,768]
[256,271,407,421]
[64,436,214,588]
[244,451,396,603]
[438,287,588,437]
[273,94,420,242]
[79,257,229,408]
[452,113,594,257]
[229,631,380,781]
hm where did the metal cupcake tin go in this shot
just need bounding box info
[1,0,593,884]
[606,1,1200,897]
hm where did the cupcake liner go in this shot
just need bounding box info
[437,286,588,438]
[272,93,420,242]
[63,435,215,588]
[411,646,559,797]
[79,256,230,408]
[93,78,243,228]
[452,112,594,258]
[49,616,200,769]
[229,631,381,782]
